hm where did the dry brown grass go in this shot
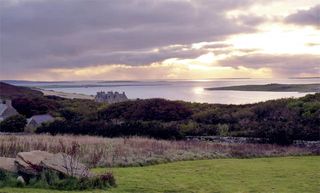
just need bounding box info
[0,134,315,168]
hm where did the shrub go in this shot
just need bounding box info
[0,170,20,188]
[12,97,59,118]
[0,114,27,132]
[1,170,115,190]
[217,124,229,137]
[99,98,192,121]
[14,92,320,143]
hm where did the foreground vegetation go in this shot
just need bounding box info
[1,156,319,193]
[1,82,319,145]
[0,135,316,167]
[0,170,115,191]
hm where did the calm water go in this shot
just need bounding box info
[12,78,320,104]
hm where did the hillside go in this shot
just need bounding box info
[206,83,320,92]
[0,82,43,99]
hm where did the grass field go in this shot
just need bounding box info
[1,156,319,193]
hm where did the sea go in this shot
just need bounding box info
[7,78,320,104]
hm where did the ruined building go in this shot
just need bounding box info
[95,91,128,103]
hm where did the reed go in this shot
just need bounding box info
[0,134,315,167]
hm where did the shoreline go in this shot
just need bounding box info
[205,83,320,93]
[35,88,94,100]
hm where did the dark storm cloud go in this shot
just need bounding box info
[220,54,320,76]
[285,4,320,27]
[0,0,258,76]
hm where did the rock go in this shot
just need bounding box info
[41,153,94,178]
[0,157,17,173]
[15,150,54,175]
[2,151,92,179]
[17,176,25,184]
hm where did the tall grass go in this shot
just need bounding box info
[0,134,315,167]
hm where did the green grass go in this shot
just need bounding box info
[1,156,319,193]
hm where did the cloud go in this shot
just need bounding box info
[285,4,320,27]
[0,0,319,80]
[219,54,320,77]
[35,53,273,81]
[0,0,256,72]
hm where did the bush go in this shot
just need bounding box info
[217,124,229,137]
[0,114,27,132]
[12,97,60,118]
[0,170,20,188]
[0,170,115,190]
[20,93,320,144]
[99,98,192,121]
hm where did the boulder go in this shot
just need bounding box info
[41,153,93,178]
[15,150,54,175]
[2,151,93,179]
[17,176,25,184]
[0,157,17,173]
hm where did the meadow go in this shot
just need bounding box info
[1,156,319,193]
[0,134,316,168]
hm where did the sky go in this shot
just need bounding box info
[0,0,319,81]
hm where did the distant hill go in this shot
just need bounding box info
[205,83,320,93]
[0,82,43,99]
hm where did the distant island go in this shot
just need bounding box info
[205,83,320,93]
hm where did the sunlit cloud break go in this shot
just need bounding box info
[45,53,272,81]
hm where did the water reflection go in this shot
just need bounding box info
[192,87,204,95]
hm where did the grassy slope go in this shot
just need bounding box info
[206,83,320,92]
[1,156,319,193]
[0,82,43,99]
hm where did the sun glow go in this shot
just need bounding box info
[44,53,273,81]
[193,87,205,95]
[227,24,320,55]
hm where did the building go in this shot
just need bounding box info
[0,99,19,122]
[26,114,54,132]
[95,91,128,103]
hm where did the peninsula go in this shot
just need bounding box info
[205,83,320,93]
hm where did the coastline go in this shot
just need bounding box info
[35,88,94,100]
[205,83,320,93]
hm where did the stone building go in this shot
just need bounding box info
[26,114,55,132]
[95,91,128,103]
[0,99,19,122]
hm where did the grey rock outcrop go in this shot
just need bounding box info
[0,150,93,179]
[15,151,53,175]
[17,176,25,184]
[0,157,17,173]
[41,153,93,178]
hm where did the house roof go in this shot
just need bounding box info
[0,104,18,118]
[28,114,54,125]
[0,104,8,116]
